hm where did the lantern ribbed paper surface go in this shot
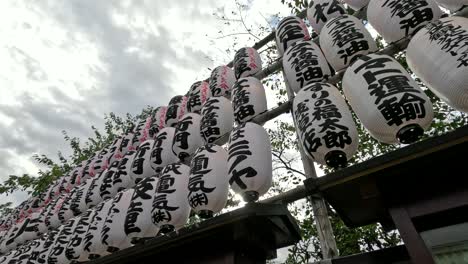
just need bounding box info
[83,199,113,260]
[150,106,167,138]
[200,96,234,145]
[293,82,359,168]
[48,216,80,264]
[320,14,377,71]
[276,16,310,56]
[343,54,434,144]
[232,77,268,124]
[65,209,96,262]
[172,113,204,163]
[209,66,236,98]
[227,122,272,202]
[307,0,346,34]
[187,81,212,114]
[129,139,155,184]
[166,95,188,127]
[407,17,468,113]
[99,160,121,201]
[233,47,262,79]
[150,127,178,174]
[85,171,106,208]
[367,0,442,43]
[113,150,138,192]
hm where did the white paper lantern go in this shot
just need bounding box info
[48,217,80,264]
[120,132,137,155]
[85,171,107,208]
[35,202,55,235]
[187,81,212,114]
[320,14,378,71]
[80,155,98,183]
[165,95,188,127]
[150,127,178,174]
[14,240,39,264]
[172,113,204,162]
[107,136,124,166]
[83,199,113,260]
[233,47,262,79]
[435,0,467,11]
[112,150,138,193]
[188,144,229,218]
[231,77,268,124]
[69,179,93,216]
[35,227,62,264]
[283,40,332,93]
[0,248,16,263]
[307,0,346,34]
[58,188,77,223]
[407,17,468,113]
[101,189,135,253]
[200,97,234,145]
[342,0,370,10]
[367,0,442,43]
[132,116,153,146]
[67,163,85,191]
[293,82,359,168]
[26,237,45,263]
[209,66,236,98]
[129,139,156,185]
[276,16,311,56]
[90,146,112,177]
[227,122,272,202]
[124,176,159,242]
[64,209,96,262]
[45,193,67,230]
[150,106,167,138]
[9,216,37,248]
[151,163,191,234]
[99,160,121,201]
[343,54,434,143]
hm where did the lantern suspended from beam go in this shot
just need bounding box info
[48,216,80,264]
[65,209,96,262]
[152,163,191,234]
[407,17,468,113]
[150,106,167,138]
[200,96,234,145]
[124,176,159,243]
[293,82,359,168]
[307,0,346,34]
[232,77,268,124]
[320,14,378,71]
[150,127,178,174]
[166,95,188,127]
[343,54,434,144]
[233,47,262,79]
[189,144,229,218]
[130,139,156,184]
[101,189,135,253]
[342,0,370,10]
[367,0,442,43]
[209,66,236,98]
[276,16,310,56]
[83,199,113,260]
[227,122,272,202]
[435,0,468,11]
[283,40,332,93]
[187,81,212,114]
[172,113,204,162]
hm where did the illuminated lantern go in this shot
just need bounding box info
[307,0,346,34]
[283,40,332,93]
[64,209,96,262]
[293,83,359,168]
[189,144,229,218]
[124,176,159,243]
[187,81,212,114]
[150,106,167,138]
[48,217,80,264]
[172,113,204,162]
[101,189,135,253]
[166,95,188,127]
[342,0,370,10]
[150,127,178,174]
[151,163,191,234]
[85,171,107,208]
[232,77,268,124]
[113,150,138,192]
[227,122,272,202]
[407,17,468,112]
[276,16,310,56]
[99,160,121,200]
[209,66,236,98]
[130,139,156,184]
[70,179,93,216]
[367,0,442,43]
[435,0,467,11]
[45,193,67,229]
[200,97,234,145]
[36,226,62,264]
[233,47,262,79]
[343,54,434,143]
[320,14,378,71]
[83,199,113,260]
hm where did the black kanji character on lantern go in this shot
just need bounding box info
[338,40,370,65]
[378,93,427,126]
[278,17,307,52]
[228,140,252,173]
[234,48,251,78]
[318,118,349,133]
[152,194,178,223]
[229,167,258,189]
[323,130,352,148]
[189,193,209,207]
[156,175,176,194]
[312,104,342,122]
[369,74,417,104]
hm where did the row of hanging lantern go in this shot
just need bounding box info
[3,0,468,259]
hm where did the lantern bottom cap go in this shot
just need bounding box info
[198,210,214,219]
[107,246,119,253]
[325,150,348,169]
[397,124,424,144]
[242,191,259,203]
[158,224,175,235]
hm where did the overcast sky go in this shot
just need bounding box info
[0,0,294,205]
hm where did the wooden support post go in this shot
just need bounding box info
[389,207,435,264]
